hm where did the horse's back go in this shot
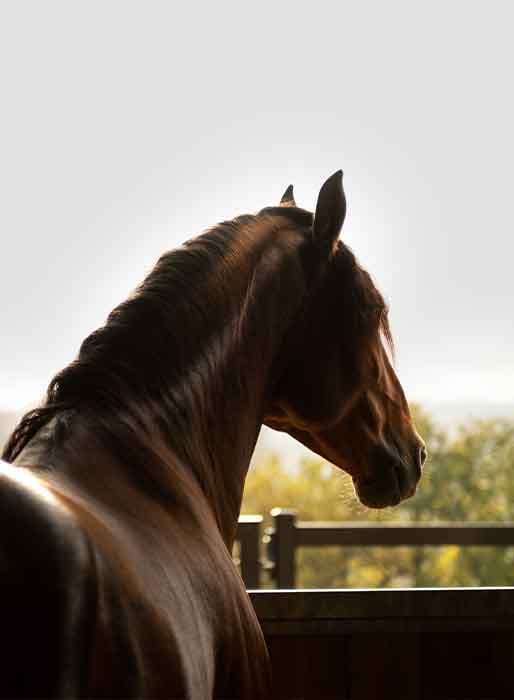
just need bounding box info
[0,460,94,698]
[0,459,270,699]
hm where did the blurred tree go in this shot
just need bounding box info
[241,406,514,588]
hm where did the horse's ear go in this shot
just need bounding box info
[313,170,346,254]
[280,185,296,207]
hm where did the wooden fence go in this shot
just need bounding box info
[235,509,514,588]
[237,513,514,697]
[250,587,514,699]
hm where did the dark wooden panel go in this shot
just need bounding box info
[267,635,349,699]
[265,631,514,699]
[491,631,514,699]
[253,590,514,699]
[420,631,514,700]
[347,632,420,700]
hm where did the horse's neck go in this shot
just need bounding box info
[160,228,306,545]
[16,221,306,548]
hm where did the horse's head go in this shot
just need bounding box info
[263,171,426,508]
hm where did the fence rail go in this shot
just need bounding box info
[235,509,514,588]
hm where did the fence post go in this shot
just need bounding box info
[272,508,297,589]
[237,515,262,589]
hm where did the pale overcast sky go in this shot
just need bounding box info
[1,1,513,413]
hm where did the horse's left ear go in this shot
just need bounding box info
[313,170,346,254]
[280,185,296,207]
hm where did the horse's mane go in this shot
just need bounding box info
[3,215,265,465]
[3,210,392,475]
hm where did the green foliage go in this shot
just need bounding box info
[241,406,514,588]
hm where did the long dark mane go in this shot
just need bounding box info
[4,218,224,448]
[3,217,393,467]
[2,212,312,531]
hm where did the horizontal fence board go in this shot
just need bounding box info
[295,521,514,547]
[236,514,514,588]
[250,587,514,622]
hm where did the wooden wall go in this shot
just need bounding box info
[250,588,514,700]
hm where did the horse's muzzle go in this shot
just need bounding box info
[353,441,425,509]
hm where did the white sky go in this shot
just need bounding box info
[1,1,513,411]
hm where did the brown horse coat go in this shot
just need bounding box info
[2,172,424,698]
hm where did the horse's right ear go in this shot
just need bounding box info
[280,185,296,207]
[313,170,346,254]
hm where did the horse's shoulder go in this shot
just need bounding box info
[0,459,92,575]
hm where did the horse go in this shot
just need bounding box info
[1,171,425,699]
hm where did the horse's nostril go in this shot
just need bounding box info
[412,444,426,476]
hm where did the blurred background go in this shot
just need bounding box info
[1,1,513,587]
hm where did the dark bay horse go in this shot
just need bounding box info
[1,171,425,698]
